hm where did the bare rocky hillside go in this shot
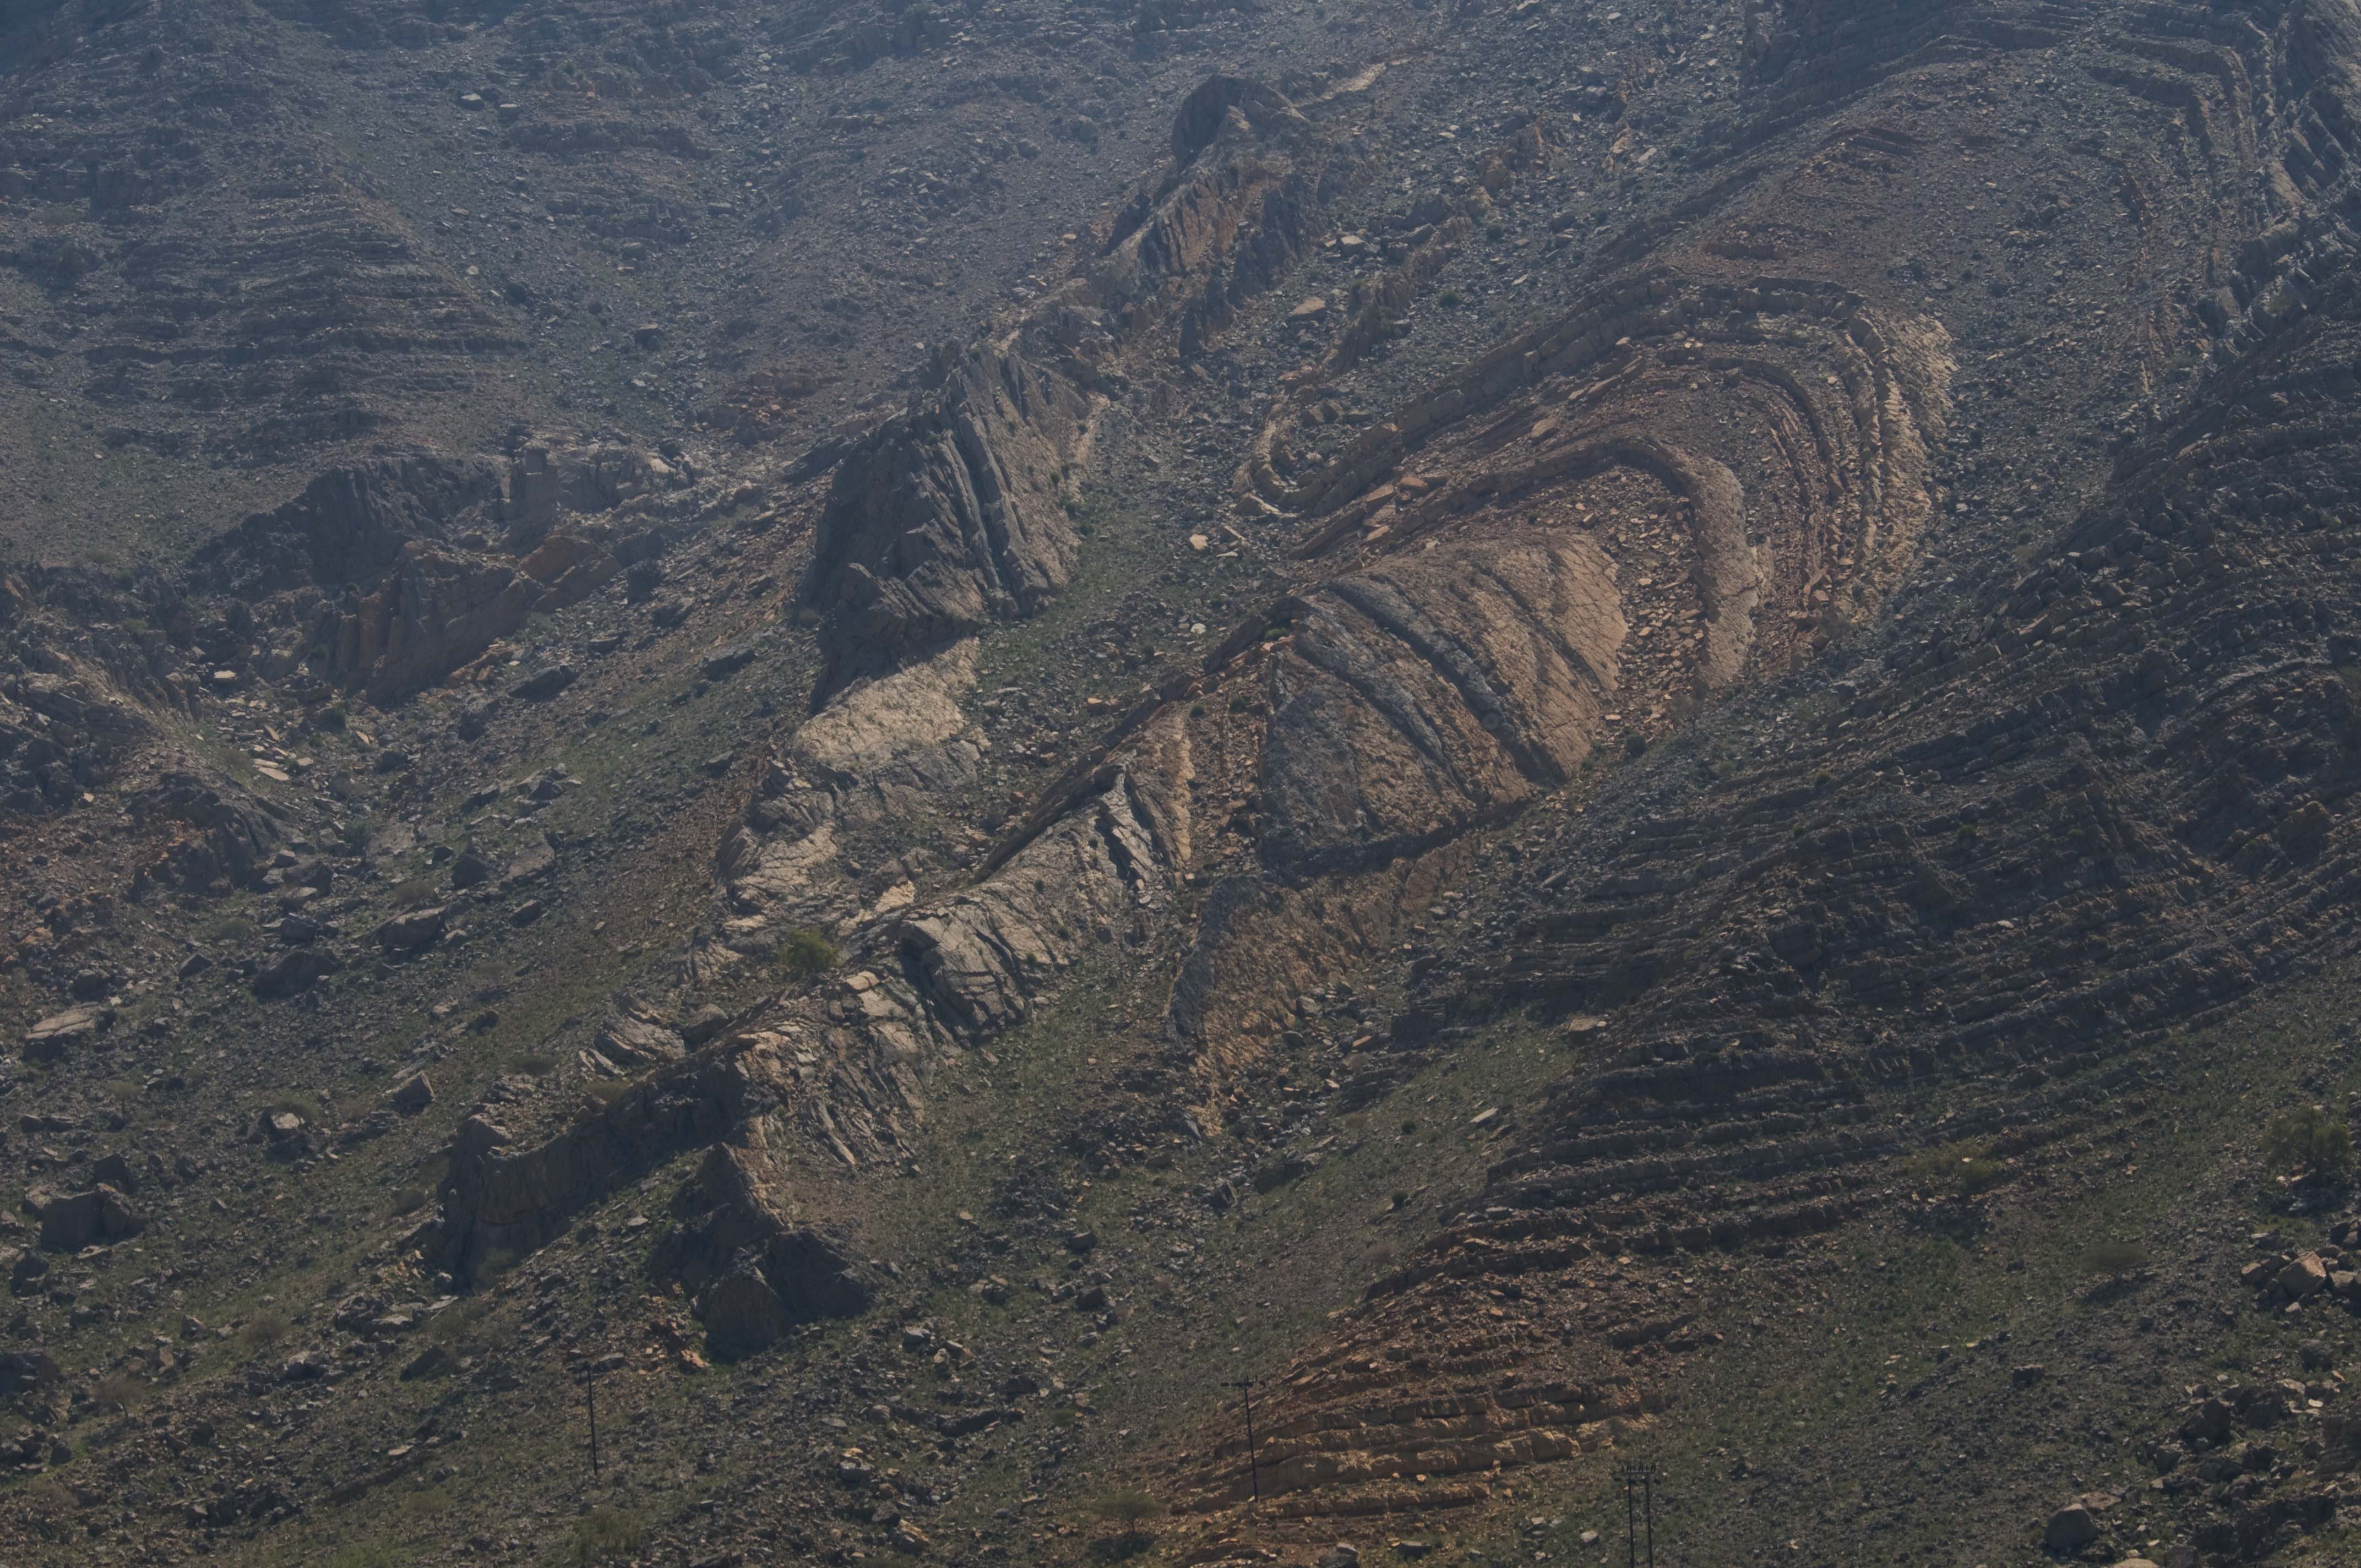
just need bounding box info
[7,1,2361,1567]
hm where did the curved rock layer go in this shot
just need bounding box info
[800,346,1092,696]
[436,5,2361,1537]
[1133,8,2361,1533]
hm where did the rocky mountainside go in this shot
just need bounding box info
[8,1,2361,1566]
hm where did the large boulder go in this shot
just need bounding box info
[22,1005,112,1061]
[0,1350,59,1397]
[698,1253,793,1359]
[253,947,340,998]
[374,906,447,952]
[25,1183,144,1250]
[2043,1504,2099,1552]
[511,663,577,703]
[594,1009,686,1066]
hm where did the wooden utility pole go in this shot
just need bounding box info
[1224,1376,1260,1513]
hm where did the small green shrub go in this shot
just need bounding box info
[1089,1490,1160,1527]
[430,1297,492,1349]
[390,1187,430,1217]
[93,1374,145,1413]
[2083,1239,2151,1278]
[1903,1141,2007,1201]
[203,915,260,945]
[775,928,840,984]
[514,1053,558,1077]
[237,1313,290,1358]
[390,878,442,910]
[325,1547,396,1568]
[1438,288,1465,308]
[2264,1107,2355,1182]
[571,1507,647,1565]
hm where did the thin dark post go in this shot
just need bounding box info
[1624,1468,1637,1568]
[586,1374,601,1483]
[1644,1464,1655,1568]
[1225,1376,1260,1512]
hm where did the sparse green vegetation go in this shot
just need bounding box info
[202,914,260,945]
[430,1296,494,1349]
[93,1374,145,1413]
[2263,1106,2355,1182]
[775,927,840,984]
[324,1547,396,1568]
[236,1313,290,1359]
[1902,1140,2008,1200]
[390,878,442,910]
[2082,1239,2151,1279]
[1087,1489,1160,1527]
[265,1091,325,1122]
[1085,1489,1160,1560]
[570,1506,647,1565]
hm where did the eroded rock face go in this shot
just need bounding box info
[25,1183,143,1250]
[314,545,543,706]
[658,1146,875,1358]
[1094,74,1342,357]
[131,773,282,893]
[714,643,986,952]
[899,770,1172,1037]
[190,457,507,601]
[802,346,1090,695]
[1256,537,1625,875]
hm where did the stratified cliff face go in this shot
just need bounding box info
[801,345,1095,695]
[14,0,2361,1565]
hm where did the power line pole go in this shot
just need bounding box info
[1224,1376,1260,1513]
[1617,1460,1660,1568]
[580,1368,602,1486]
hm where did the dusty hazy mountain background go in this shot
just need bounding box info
[8,0,2361,1565]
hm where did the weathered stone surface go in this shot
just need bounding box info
[2042,1505,2098,1551]
[510,662,578,703]
[374,906,447,952]
[1258,536,1625,875]
[391,1073,434,1115]
[791,641,982,784]
[252,947,340,999]
[2278,1252,2328,1300]
[25,1183,143,1250]
[595,1009,686,1066]
[900,772,1170,1037]
[801,344,1088,695]
[22,1004,112,1061]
